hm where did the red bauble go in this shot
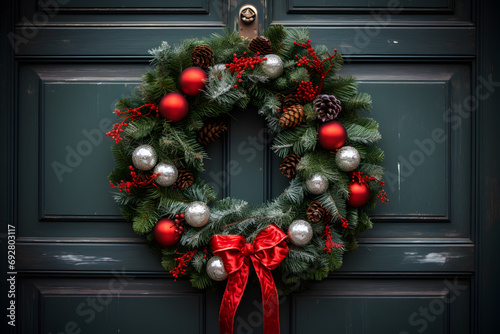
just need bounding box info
[159,92,189,122]
[179,67,207,96]
[154,218,181,247]
[318,120,347,150]
[347,182,370,207]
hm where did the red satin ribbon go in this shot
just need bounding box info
[211,224,289,334]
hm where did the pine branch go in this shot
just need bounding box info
[264,25,287,54]
[272,124,317,158]
[123,116,160,140]
[296,151,348,185]
[190,271,214,290]
[280,177,305,205]
[342,92,373,112]
[350,143,385,164]
[191,251,207,273]
[106,26,387,292]
[322,75,358,101]
[345,118,382,144]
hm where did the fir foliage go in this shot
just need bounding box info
[272,125,318,158]
[264,25,287,54]
[107,26,386,294]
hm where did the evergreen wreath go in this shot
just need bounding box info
[107,26,387,294]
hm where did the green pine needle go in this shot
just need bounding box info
[107,25,385,294]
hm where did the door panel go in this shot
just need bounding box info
[346,63,472,236]
[53,0,209,11]
[18,64,138,236]
[20,278,205,334]
[274,0,472,22]
[291,278,470,334]
[227,109,268,204]
[11,0,477,333]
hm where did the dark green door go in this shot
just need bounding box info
[2,0,499,333]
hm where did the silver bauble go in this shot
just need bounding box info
[288,220,313,246]
[184,201,210,228]
[132,145,157,171]
[260,54,283,79]
[335,146,360,172]
[206,256,228,281]
[153,163,178,187]
[305,174,329,195]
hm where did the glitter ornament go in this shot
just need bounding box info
[131,145,157,171]
[335,146,360,172]
[179,66,207,96]
[184,201,210,227]
[154,218,181,247]
[318,120,347,150]
[288,220,313,246]
[260,54,283,79]
[306,174,329,195]
[206,256,228,281]
[158,92,189,122]
[153,163,178,187]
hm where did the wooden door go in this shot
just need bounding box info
[2,0,499,333]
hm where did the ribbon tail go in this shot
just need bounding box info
[251,257,281,334]
[219,259,249,334]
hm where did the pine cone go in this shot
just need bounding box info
[192,44,214,69]
[307,201,327,223]
[279,104,305,128]
[281,94,301,108]
[280,154,301,178]
[174,168,194,191]
[313,94,342,122]
[197,122,228,146]
[248,36,272,55]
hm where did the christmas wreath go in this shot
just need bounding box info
[107,26,386,334]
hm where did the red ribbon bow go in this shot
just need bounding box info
[211,224,289,334]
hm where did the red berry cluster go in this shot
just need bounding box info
[226,52,266,87]
[351,171,388,204]
[340,217,349,229]
[320,212,344,253]
[296,56,310,67]
[321,224,343,253]
[107,122,126,143]
[296,80,318,103]
[170,249,197,280]
[109,165,159,194]
[170,247,208,280]
[173,213,185,235]
[294,38,338,94]
[106,104,158,143]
